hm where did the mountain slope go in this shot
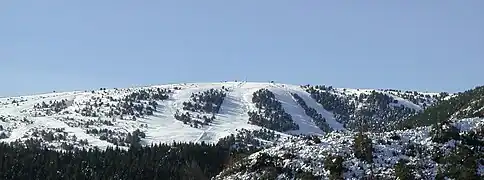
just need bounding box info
[0,82,440,150]
[302,85,444,131]
[398,85,484,130]
[215,118,484,180]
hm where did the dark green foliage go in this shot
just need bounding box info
[304,85,419,132]
[352,92,417,131]
[295,171,319,180]
[83,88,170,119]
[429,120,461,143]
[34,99,69,114]
[85,128,146,147]
[174,110,193,124]
[292,93,333,132]
[219,151,320,180]
[324,155,345,180]
[248,153,304,179]
[437,144,480,180]
[248,89,299,131]
[312,135,321,144]
[0,132,8,139]
[124,88,170,102]
[389,133,401,140]
[353,132,373,163]
[394,159,415,180]
[400,86,484,129]
[173,110,212,128]
[251,153,280,172]
[305,86,354,124]
[177,88,226,127]
[217,128,280,154]
[0,141,232,180]
[429,122,484,180]
[182,88,226,114]
[461,124,484,147]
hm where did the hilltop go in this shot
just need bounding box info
[0,81,442,149]
[1,81,484,179]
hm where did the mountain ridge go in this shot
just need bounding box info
[1,82,484,179]
[0,81,443,150]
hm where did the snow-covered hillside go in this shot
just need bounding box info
[215,118,484,180]
[302,85,445,131]
[0,82,440,150]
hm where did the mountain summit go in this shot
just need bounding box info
[1,82,483,179]
[0,81,442,149]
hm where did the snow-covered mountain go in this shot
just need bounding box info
[0,82,441,150]
[2,82,483,179]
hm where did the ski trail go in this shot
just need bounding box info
[195,126,213,143]
[291,86,346,131]
[268,83,325,135]
[202,81,260,143]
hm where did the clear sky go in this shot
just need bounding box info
[1,1,483,96]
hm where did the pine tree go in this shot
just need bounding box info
[324,155,345,180]
[394,159,414,180]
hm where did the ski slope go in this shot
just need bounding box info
[0,82,434,149]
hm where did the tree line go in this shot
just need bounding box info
[0,141,235,180]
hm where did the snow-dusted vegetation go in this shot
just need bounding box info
[302,85,443,132]
[216,118,484,180]
[1,82,483,179]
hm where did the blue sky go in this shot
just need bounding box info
[1,1,483,96]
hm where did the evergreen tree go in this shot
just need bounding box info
[0,141,234,180]
[353,132,373,163]
[394,159,414,180]
[324,155,345,180]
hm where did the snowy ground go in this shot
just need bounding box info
[215,118,484,180]
[0,82,433,149]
